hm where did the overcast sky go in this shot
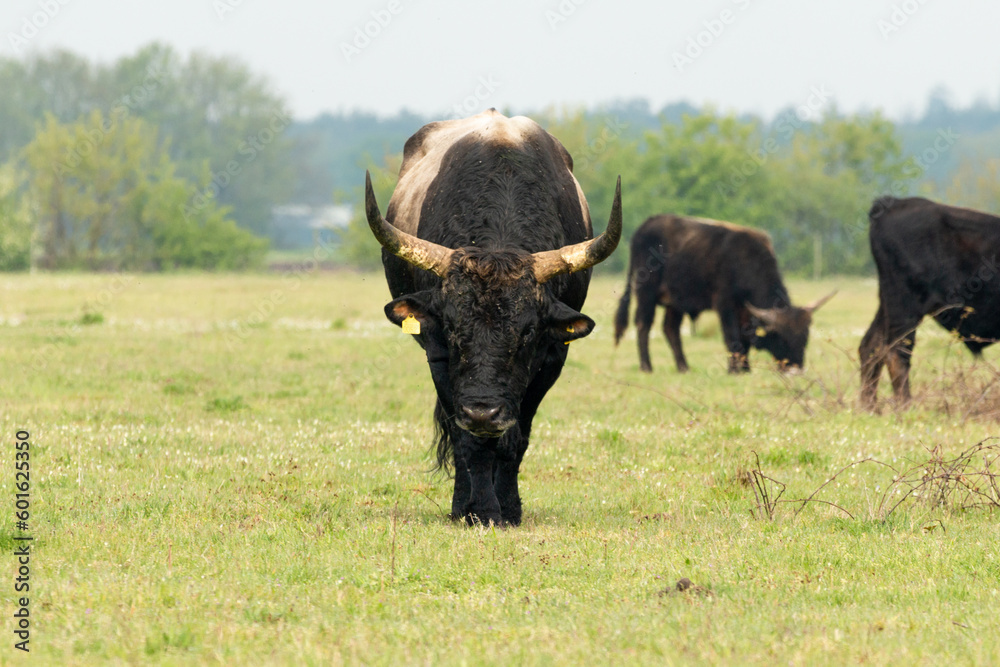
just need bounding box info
[4,0,999,121]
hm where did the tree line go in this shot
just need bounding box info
[0,44,287,270]
[2,44,999,273]
[345,100,1000,276]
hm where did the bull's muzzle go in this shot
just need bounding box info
[457,403,517,438]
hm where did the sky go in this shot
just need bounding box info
[3,0,999,122]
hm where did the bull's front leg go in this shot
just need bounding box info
[453,434,521,526]
[718,307,750,373]
[493,427,526,526]
[458,436,503,526]
[450,446,472,519]
[492,460,522,526]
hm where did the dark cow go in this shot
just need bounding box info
[614,214,834,373]
[860,196,1000,408]
[365,109,622,526]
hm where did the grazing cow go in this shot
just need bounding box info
[860,196,1000,408]
[365,109,622,526]
[614,214,834,373]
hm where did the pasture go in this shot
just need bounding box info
[2,271,999,665]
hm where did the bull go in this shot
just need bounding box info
[860,196,1000,408]
[614,214,834,373]
[365,109,622,526]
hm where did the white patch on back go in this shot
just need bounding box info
[388,110,589,238]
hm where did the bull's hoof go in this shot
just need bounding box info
[500,509,522,527]
[640,364,653,373]
[464,512,506,528]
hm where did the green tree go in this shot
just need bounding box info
[945,159,1000,213]
[113,44,294,236]
[538,108,639,272]
[22,112,267,271]
[334,107,913,277]
[637,111,773,227]
[0,44,295,237]
[0,164,31,270]
[571,109,776,272]
[0,50,99,159]
[337,154,401,270]
[768,111,912,275]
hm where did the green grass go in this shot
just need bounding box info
[1,271,999,665]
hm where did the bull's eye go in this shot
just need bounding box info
[523,325,537,339]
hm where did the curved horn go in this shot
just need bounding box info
[745,303,781,328]
[532,176,623,284]
[803,289,837,314]
[365,170,454,277]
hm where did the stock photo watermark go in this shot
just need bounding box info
[672,0,755,72]
[12,429,32,653]
[214,0,248,21]
[25,274,134,373]
[55,64,166,177]
[340,0,404,63]
[183,107,291,220]
[877,0,932,39]
[224,237,335,350]
[847,126,959,238]
[546,0,589,31]
[6,0,72,54]
[448,76,501,119]
[945,254,999,306]
[716,85,832,197]
[574,116,629,173]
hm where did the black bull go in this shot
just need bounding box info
[364,110,622,526]
[614,214,834,373]
[860,196,1000,408]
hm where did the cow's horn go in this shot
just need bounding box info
[803,289,837,314]
[746,303,781,328]
[365,170,454,277]
[532,176,623,284]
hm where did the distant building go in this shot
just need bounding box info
[269,204,353,250]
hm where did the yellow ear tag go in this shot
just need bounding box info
[756,327,767,337]
[565,325,574,345]
[402,315,421,335]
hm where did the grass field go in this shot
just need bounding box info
[1,270,999,665]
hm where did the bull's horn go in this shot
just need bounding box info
[532,176,622,284]
[746,303,781,328]
[803,289,837,314]
[365,170,454,277]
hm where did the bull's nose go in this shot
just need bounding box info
[458,404,510,436]
[461,404,500,423]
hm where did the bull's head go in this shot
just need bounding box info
[745,291,836,370]
[366,171,621,437]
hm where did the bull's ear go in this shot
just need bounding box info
[547,300,595,343]
[384,291,436,329]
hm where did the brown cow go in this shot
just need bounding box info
[615,214,834,373]
[860,196,1000,407]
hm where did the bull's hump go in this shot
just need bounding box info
[390,111,566,236]
[686,215,749,233]
[684,216,772,246]
[401,110,538,171]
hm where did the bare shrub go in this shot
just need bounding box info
[745,439,1000,522]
